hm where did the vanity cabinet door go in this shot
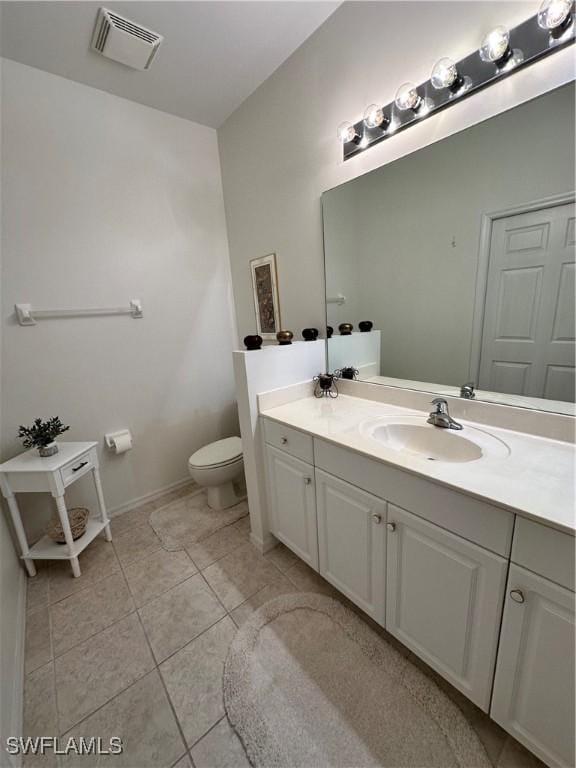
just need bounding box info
[386,504,507,711]
[315,470,386,624]
[265,446,318,570]
[491,565,575,768]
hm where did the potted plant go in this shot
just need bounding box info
[18,417,70,457]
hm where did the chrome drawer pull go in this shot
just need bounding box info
[510,589,525,604]
[71,461,88,473]
[280,437,288,444]
[372,514,382,524]
[386,522,396,532]
[304,477,312,485]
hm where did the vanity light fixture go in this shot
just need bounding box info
[338,5,574,160]
[394,83,422,112]
[479,25,513,65]
[431,57,464,91]
[337,121,360,144]
[538,0,573,31]
[363,104,388,130]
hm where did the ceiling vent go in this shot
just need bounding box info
[91,8,163,71]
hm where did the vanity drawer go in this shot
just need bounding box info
[314,438,514,557]
[263,419,314,465]
[512,517,575,592]
[60,447,97,487]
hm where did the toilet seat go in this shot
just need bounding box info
[189,437,242,470]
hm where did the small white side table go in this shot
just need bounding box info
[0,442,112,578]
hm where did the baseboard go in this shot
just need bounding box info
[107,477,198,518]
[1,566,26,768]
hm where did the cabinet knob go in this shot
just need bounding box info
[372,514,382,524]
[304,477,312,485]
[510,589,525,604]
[280,437,288,445]
[386,522,396,532]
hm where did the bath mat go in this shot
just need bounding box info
[223,592,491,768]
[149,491,248,551]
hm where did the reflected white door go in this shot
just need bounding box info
[479,202,575,401]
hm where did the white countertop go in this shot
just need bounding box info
[260,395,576,535]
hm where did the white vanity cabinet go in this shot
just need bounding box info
[265,445,318,570]
[385,504,507,711]
[315,469,386,623]
[490,520,576,768]
[261,416,575,765]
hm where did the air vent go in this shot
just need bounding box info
[91,8,163,71]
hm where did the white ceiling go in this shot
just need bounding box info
[0,1,340,127]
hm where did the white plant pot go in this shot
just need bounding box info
[38,442,58,457]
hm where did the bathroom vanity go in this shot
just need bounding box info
[259,395,575,768]
[230,80,576,768]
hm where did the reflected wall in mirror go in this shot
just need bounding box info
[323,84,575,415]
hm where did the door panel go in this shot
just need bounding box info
[386,504,507,710]
[494,266,542,340]
[551,262,575,342]
[479,201,575,402]
[491,565,575,768]
[316,469,386,624]
[544,365,575,401]
[489,361,531,394]
[265,446,318,570]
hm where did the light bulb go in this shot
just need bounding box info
[363,104,385,129]
[395,82,421,112]
[479,26,511,63]
[337,121,356,144]
[538,0,572,29]
[430,57,459,89]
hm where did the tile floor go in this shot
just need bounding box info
[23,485,545,768]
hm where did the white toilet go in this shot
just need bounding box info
[188,436,244,510]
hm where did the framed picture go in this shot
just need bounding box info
[250,253,281,340]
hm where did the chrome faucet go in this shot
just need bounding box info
[460,381,475,399]
[427,398,463,430]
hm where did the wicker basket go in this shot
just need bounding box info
[47,507,89,544]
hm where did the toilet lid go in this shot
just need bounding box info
[189,436,242,469]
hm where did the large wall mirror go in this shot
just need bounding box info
[323,84,575,415]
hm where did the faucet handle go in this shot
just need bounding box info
[430,397,449,414]
[460,381,476,399]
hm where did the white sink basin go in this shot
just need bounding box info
[360,416,510,464]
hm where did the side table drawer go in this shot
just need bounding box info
[60,447,97,487]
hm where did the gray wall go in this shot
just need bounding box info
[218,0,573,344]
[323,85,575,385]
[1,60,237,540]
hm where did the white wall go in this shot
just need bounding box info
[0,55,26,768]
[233,341,324,550]
[218,1,575,341]
[1,60,237,539]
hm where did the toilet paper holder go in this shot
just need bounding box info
[105,429,133,454]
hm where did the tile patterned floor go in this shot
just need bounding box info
[23,485,545,768]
